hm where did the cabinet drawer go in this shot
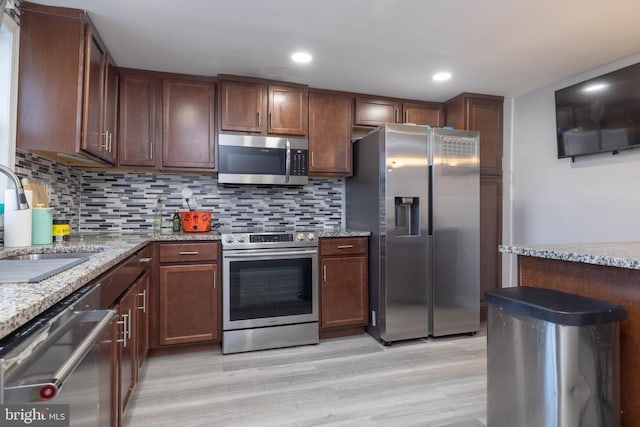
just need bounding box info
[320,237,367,256]
[159,242,219,263]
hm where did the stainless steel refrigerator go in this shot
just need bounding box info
[346,123,480,343]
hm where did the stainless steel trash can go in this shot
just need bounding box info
[485,286,627,427]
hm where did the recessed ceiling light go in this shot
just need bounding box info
[432,72,452,82]
[291,51,312,64]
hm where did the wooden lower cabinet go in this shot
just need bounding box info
[116,285,137,419]
[159,263,219,345]
[319,237,369,336]
[156,242,221,347]
[98,245,152,426]
[480,175,502,318]
[135,270,150,370]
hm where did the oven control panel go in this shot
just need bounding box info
[222,232,317,249]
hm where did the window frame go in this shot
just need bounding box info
[0,11,20,196]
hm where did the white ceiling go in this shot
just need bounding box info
[31,0,640,102]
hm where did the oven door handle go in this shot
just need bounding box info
[224,249,317,258]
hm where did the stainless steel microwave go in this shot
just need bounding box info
[217,134,309,185]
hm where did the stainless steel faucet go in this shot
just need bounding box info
[0,164,30,210]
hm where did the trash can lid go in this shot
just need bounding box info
[485,286,627,326]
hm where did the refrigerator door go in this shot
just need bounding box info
[382,124,431,342]
[431,128,480,336]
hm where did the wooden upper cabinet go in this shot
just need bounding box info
[268,84,308,136]
[162,78,216,170]
[308,90,353,176]
[402,102,443,127]
[218,76,308,136]
[18,3,117,165]
[354,97,401,126]
[444,93,504,175]
[219,79,265,133]
[103,63,119,164]
[355,97,443,127]
[82,30,107,160]
[118,70,158,167]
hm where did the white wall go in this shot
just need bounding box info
[503,52,640,283]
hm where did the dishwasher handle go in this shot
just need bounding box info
[45,309,116,399]
[4,309,116,402]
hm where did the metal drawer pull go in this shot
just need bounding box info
[337,245,354,249]
[139,257,152,264]
[178,251,200,255]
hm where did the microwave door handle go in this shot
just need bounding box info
[285,139,291,183]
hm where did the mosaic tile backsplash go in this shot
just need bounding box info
[14,150,82,229]
[12,151,344,233]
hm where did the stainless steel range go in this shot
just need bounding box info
[221,231,319,354]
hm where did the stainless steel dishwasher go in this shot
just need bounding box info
[0,283,115,426]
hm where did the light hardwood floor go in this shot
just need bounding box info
[124,330,487,427]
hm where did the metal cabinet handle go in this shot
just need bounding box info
[138,289,147,313]
[337,245,354,249]
[311,151,314,167]
[395,108,399,123]
[256,111,260,127]
[127,309,132,341]
[323,264,327,283]
[404,110,408,123]
[139,257,152,265]
[149,141,153,160]
[178,251,199,255]
[117,313,129,347]
[100,132,109,150]
[213,271,216,290]
[108,131,113,153]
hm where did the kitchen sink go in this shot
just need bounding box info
[2,252,97,261]
[0,252,97,283]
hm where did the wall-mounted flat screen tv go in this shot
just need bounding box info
[555,61,640,159]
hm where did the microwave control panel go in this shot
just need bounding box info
[292,150,308,176]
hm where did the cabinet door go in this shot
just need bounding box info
[119,72,158,167]
[219,80,265,133]
[467,97,503,175]
[117,286,137,416]
[135,270,150,371]
[82,28,107,160]
[102,62,119,164]
[159,263,218,345]
[268,85,308,136]
[480,175,502,314]
[402,102,443,126]
[309,91,353,176]
[162,79,216,169]
[321,256,368,329]
[354,97,401,126]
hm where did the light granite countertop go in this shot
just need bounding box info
[499,242,640,270]
[0,229,369,340]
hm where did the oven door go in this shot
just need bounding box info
[223,247,318,330]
